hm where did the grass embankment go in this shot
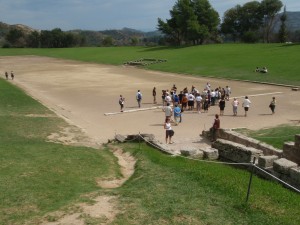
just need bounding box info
[236,125,300,149]
[112,142,300,225]
[1,43,300,86]
[0,79,120,224]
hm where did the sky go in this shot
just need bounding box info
[0,0,299,31]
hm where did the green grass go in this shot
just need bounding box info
[0,79,121,224]
[111,142,300,225]
[1,43,300,85]
[235,125,300,149]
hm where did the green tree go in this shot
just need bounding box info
[261,0,283,43]
[157,0,219,45]
[102,36,114,46]
[278,5,288,43]
[221,5,242,42]
[26,31,40,48]
[5,28,26,47]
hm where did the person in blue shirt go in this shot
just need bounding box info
[173,103,181,125]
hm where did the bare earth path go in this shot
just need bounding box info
[1,56,299,150]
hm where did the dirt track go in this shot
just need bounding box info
[1,56,299,145]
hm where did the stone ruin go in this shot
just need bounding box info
[112,131,300,190]
[202,129,300,190]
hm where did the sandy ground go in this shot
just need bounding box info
[1,56,300,146]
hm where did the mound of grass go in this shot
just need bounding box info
[1,44,300,85]
[114,143,300,225]
[235,125,300,149]
[0,79,120,224]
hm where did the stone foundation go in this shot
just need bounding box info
[283,135,300,164]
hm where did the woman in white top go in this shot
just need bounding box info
[242,96,251,117]
[164,118,174,144]
[232,98,239,116]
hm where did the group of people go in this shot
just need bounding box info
[4,71,14,80]
[255,67,268,73]
[118,83,277,144]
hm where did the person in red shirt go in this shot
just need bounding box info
[210,114,220,142]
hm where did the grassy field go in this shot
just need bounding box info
[0,79,121,224]
[111,142,300,225]
[0,43,300,86]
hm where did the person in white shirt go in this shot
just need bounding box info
[242,96,251,117]
[164,118,174,144]
[164,102,173,120]
[165,93,172,105]
[195,93,202,113]
[187,93,195,110]
[232,98,239,116]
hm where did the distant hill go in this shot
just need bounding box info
[275,11,300,32]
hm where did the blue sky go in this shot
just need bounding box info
[0,0,299,31]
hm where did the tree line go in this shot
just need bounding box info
[2,0,299,48]
[158,0,288,45]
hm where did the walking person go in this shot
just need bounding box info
[242,96,251,117]
[136,90,142,108]
[164,118,174,144]
[152,87,157,104]
[269,96,276,114]
[219,97,226,116]
[232,97,239,116]
[119,95,125,112]
[5,71,8,80]
[210,114,220,142]
[10,71,14,80]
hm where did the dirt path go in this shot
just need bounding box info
[41,145,135,225]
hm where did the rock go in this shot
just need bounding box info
[273,158,298,175]
[202,147,219,160]
[290,167,300,184]
[292,87,299,91]
[115,134,126,143]
[140,133,155,142]
[258,155,278,168]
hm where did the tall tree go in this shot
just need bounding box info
[157,0,219,45]
[278,5,288,43]
[261,0,283,43]
[5,28,26,47]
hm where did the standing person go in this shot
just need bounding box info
[164,118,174,144]
[136,90,142,108]
[210,114,220,142]
[119,95,125,112]
[152,87,157,104]
[173,103,181,125]
[181,94,188,111]
[219,97,226,116]
[242,96,251,117]
[195,93,202,113]
[232,98,239,116]
[187,92,195,111]
[225,85,231,101]
[203,97,210,113]
[5,71,8,79]
[10,71,14,80]
[269,96,276,114]
[164,102,173,121]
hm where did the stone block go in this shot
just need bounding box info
[290,167,300,184]
[283,142,300,165]
[203,148,219,160]
[190,150,204,160]
[141,133,155,142]
[273,158,298,175]
[115,134,126,143]
[292,87,299,91]
[180,147,198,157]
[258,155,278,168]
[212,139,263,163]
